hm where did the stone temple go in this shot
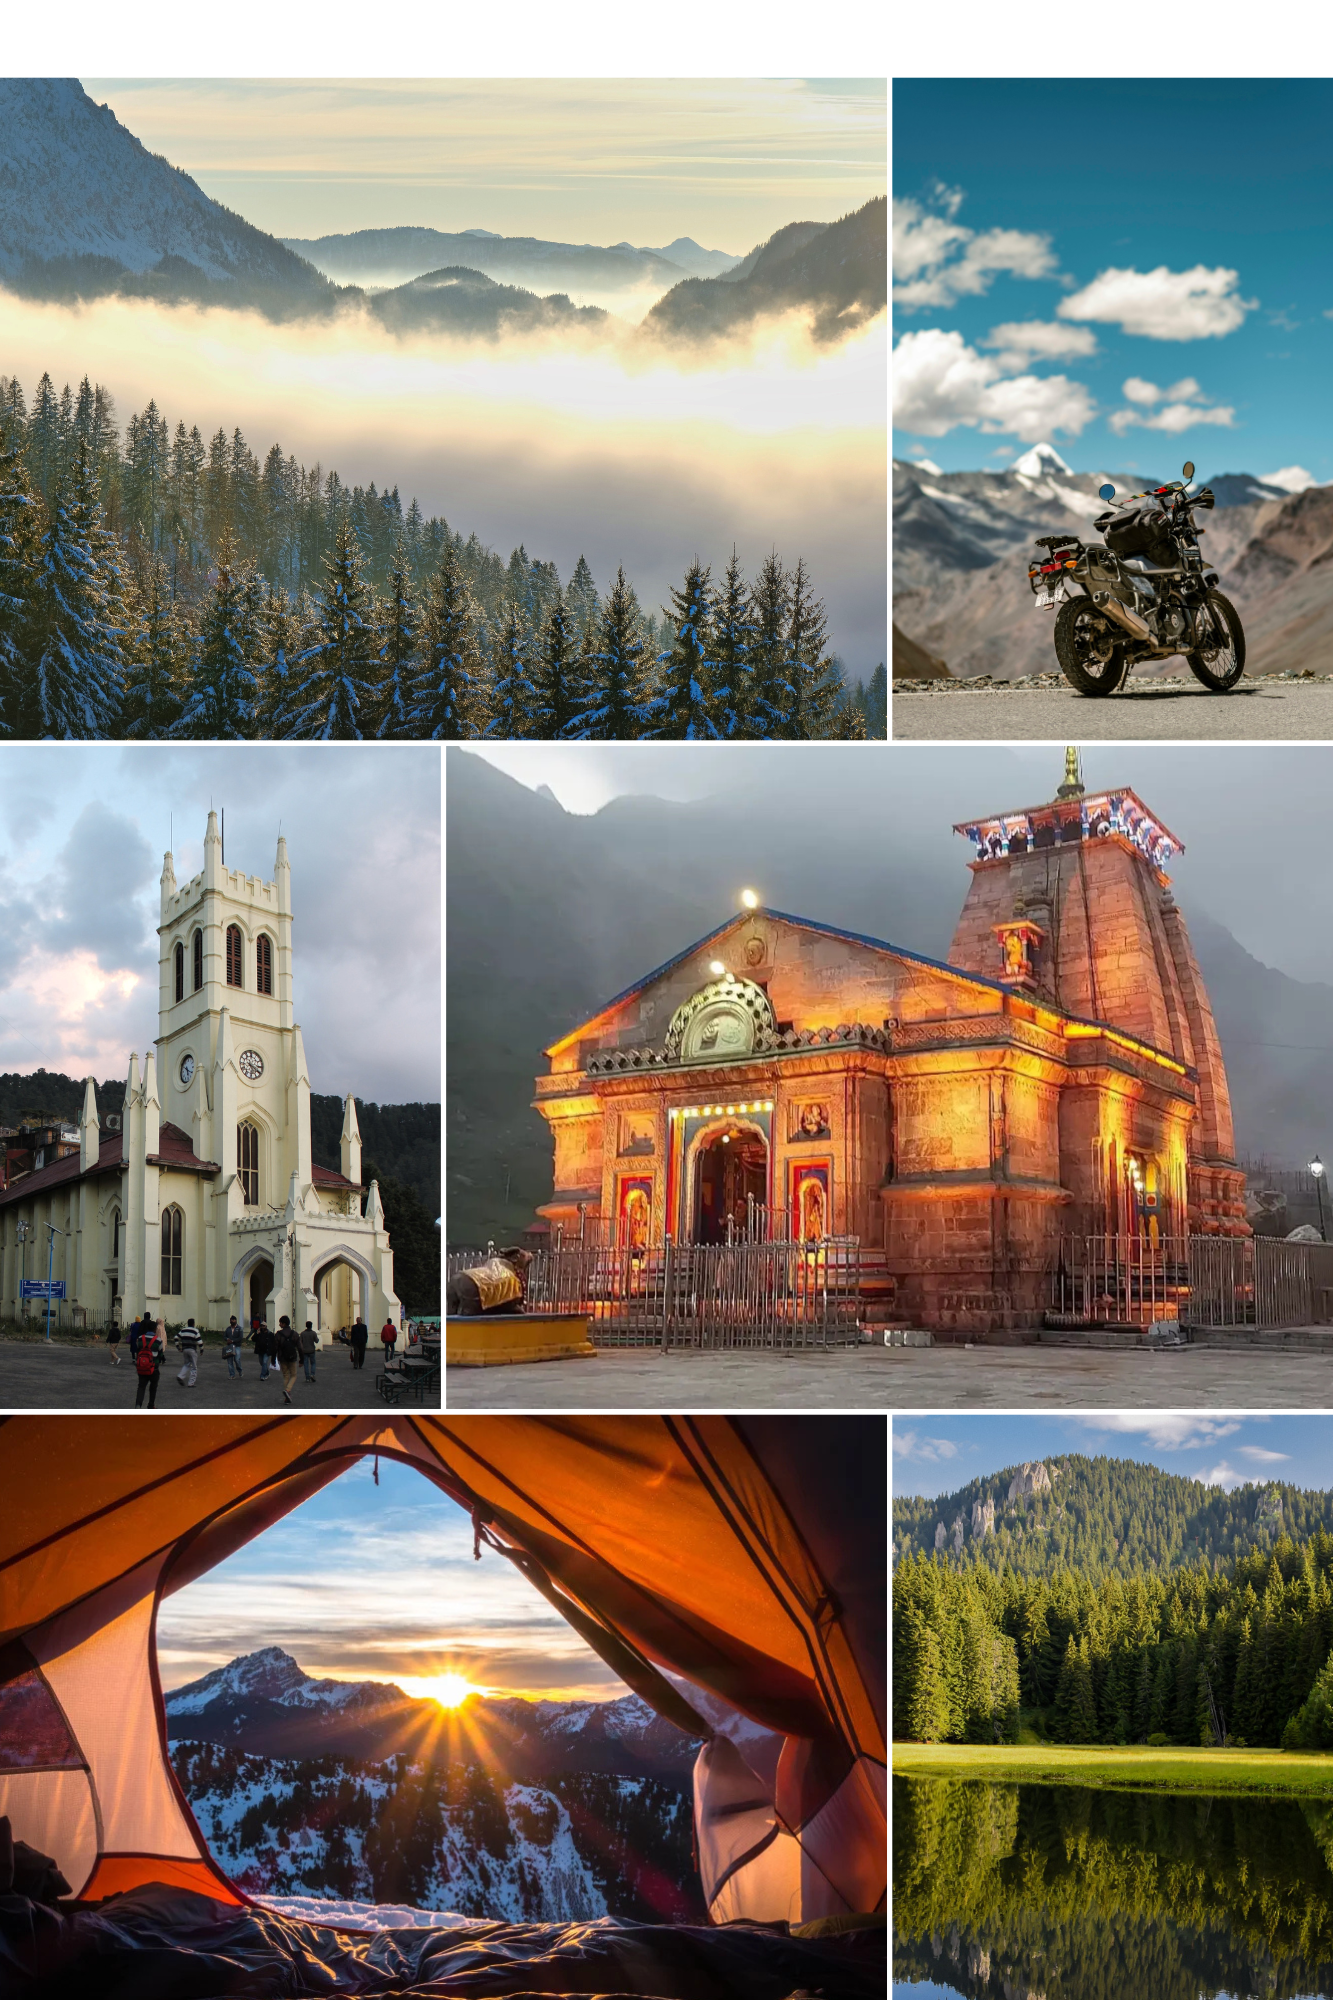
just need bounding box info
[533,752,1247,1335]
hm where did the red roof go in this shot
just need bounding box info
[313,1163,361,1191]
[0,1123,220,1210]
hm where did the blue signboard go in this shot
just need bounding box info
[20,1280,65,1300]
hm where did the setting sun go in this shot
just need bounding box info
[414,1673,481,1710]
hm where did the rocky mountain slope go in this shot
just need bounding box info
[644,196,886,342]
[284,226,738,295]
[892,1453,1333,1579]
[165,1649,700,1783]
[893,448,1333,679]
[446,751,1333,1239]
[0,78,329,298]
[171,1737,701,1920]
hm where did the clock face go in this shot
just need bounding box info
[239,1049,264,1081]
[179,1053,195,1085]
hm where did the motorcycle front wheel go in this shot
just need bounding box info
[1185,590,1246,691]
[1053,599,1131,696]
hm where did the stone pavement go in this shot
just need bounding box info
[446,1340,1333,1410]
[0,1339,430,1411]
[893,677,1333,741]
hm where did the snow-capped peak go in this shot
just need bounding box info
[1012,443,1073,479]
[165,1647,405,1716]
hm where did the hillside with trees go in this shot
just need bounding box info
[0,372,880,741]
[894,1456,1333,1751]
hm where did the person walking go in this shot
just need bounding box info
[134,1320,165,1409]
[349,1317,369,1370]
[298,1321,318,1383]
[380,1318,398,1364]
[223,1317,244,1380]
[175,1318,203,1388]
[107,1319,122,1366]
[253,1320,275,1380]
[275,1316,301,1403]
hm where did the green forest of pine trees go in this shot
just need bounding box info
[895,1528,1333,1752]
[0,370,886,741]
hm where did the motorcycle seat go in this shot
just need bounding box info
[1122,555,1180,574]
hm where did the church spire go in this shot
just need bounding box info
[340,1093,362,1187]
[1056,745,1084,799]
[79,1077,99,1173]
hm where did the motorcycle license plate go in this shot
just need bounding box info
[1033,580,1074,610]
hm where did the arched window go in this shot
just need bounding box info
[173,942,184,1004]
[112,1210,121,1260]
[237,1122,259,1206]
[192,929,203,992]
[226,925,243,988]
[256,933,273,996]
[161,1206,183,1295]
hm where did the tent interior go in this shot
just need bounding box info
[0,1414,885,1998]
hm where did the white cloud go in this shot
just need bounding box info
[1064,1413,1240,1452]
[893,195,1058,309]
[1203,1460,1247,1490]
[894,1427,959,1464]
[981,320,1099,370]
[893,327,1095,441]
[1238,1445,1291,1464]
[1108,376,1235,436]
[1058,265,1256,341]
[1259,465,1318,493]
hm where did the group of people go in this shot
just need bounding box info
[109,1312,402,1406]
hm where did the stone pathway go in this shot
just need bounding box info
[0,1339,421,1410]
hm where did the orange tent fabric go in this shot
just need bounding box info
[0,1413,885,1923]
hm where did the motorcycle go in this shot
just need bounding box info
[1027,460,1246,696]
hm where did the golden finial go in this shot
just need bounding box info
[1056,745,1084,799]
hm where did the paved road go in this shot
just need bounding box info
[449,1341,1333,1410]
[893,677,1333,740]
[0,1339,432,1410]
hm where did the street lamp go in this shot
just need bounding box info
[15,1219,30,1323]
[44,1223,68,1343]
[1312,1155,1327,1242]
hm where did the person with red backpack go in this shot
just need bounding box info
[133,1320,165,1409]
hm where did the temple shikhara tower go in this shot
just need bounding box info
[0,813,400,1337]
[534,752,1246,1334]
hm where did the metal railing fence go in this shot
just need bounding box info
[447,1236,864,1350]
[1052,1234,1333,1329]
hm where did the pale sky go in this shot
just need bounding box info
[80,78,886,248]
[157,1456,621,1701]
[0,744,440,1104]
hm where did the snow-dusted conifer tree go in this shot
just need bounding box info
[178,532,259,740]
[254,580,297,738]
[783,556,842,739]
[23,440,125,738]
[565,553,600,638]
[530,589,580,738]
[644,559,718,739]
[708,547,754,738]
[121,556,186,738]
[574,565,652,739]
[413,543,486,737]
[374,533,418,739]
[745,553,795,739]
[0,420,41,732]
[286,518,377,739]
[487,602,534,737]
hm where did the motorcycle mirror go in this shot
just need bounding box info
[1182,461,1195,481]
[1098,483,1116,501]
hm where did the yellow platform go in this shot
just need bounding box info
[445,1314,596,1366]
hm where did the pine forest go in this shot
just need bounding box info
[0,371,885,741]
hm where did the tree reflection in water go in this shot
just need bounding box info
[894,1773,1333,1999]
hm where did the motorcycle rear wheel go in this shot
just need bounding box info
[1185,590,1246,691]
[1053,599,1130,696]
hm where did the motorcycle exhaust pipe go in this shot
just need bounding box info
[1092,590,1151,641]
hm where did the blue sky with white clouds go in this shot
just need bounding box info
[893,1413,1333,1501]
[893,80,1333,486]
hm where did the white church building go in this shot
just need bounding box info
[0,813,400,1339]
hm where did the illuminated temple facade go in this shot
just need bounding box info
[533,755,1247,1333]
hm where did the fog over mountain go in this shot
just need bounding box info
[446,748,1333,1239]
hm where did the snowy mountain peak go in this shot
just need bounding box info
[1012,442,1073,479]
[166,1647,404,1717]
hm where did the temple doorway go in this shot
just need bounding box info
[248,1259,274,1327]
[693,1126,768,1243]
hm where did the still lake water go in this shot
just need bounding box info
[893,1772,1333,2000]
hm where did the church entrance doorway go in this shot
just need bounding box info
[248,1260,274,1327]
[315,1257,363,1335]
[692,1126,768,1244]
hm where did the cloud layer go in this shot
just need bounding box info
[1058,264,1256,341]
[893,327,1094,440]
